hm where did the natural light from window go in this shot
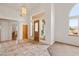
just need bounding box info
[69,4,79,36]
[69,19,78,28]
[69,4,79,17]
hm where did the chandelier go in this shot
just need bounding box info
[20,5,27,16]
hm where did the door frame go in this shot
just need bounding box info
[12,22,17,40]
[31,12,45,41]
[34,20,40,42]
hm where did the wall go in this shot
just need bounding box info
[0,20,12,41]
[0,20,20,41]
[0,4,54,45]
[1,21,9,41]
[30,4,53,44]
[0,5,30,41]
[18,21,29,40]
[54,3,79,46]
[51,4,55,44]
[0,5,29,22]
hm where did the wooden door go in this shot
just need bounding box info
[23,25,28,39]
[12,24,17,40]
[34,20,39,42]
[12,31,17,40]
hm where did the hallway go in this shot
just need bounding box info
[0,40,49,56]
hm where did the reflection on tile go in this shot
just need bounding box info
[0,40,49,56]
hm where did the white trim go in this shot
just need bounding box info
[31,11,45,17]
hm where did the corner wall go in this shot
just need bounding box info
[54,3,79,46]
[50,4,55,45]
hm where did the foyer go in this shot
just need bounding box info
[1,3,79,56]
[0,3,52,56]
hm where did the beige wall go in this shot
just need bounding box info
[54,3,79,46]
[0,20,18,41]
[30,4,53,44]
[0,5,29,22]
[0,4,30,41]
[0,4,54,45]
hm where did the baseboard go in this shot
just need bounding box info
[55,41,79,47]
[0,40,14,43]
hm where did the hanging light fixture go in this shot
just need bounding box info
[20,4,27,16]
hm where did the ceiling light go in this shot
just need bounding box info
[20,5,27,16]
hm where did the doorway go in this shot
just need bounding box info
[34,20,39,42]
[23,25,28,40]
[12,23,17,40]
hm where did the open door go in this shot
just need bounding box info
[23,25,28,40]
[34,20,39,42]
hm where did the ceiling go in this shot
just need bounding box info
[0,3,41,10]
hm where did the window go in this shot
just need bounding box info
[69,4,79,36]
[69,19,78,36]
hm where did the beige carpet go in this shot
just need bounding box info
[48,42,79,56]
[0,40,50,56]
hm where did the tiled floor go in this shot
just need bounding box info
[48,42,79,56]
[0,40,50,56]
[2,40,79,56]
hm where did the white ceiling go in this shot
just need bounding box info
[0,3,41,10]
